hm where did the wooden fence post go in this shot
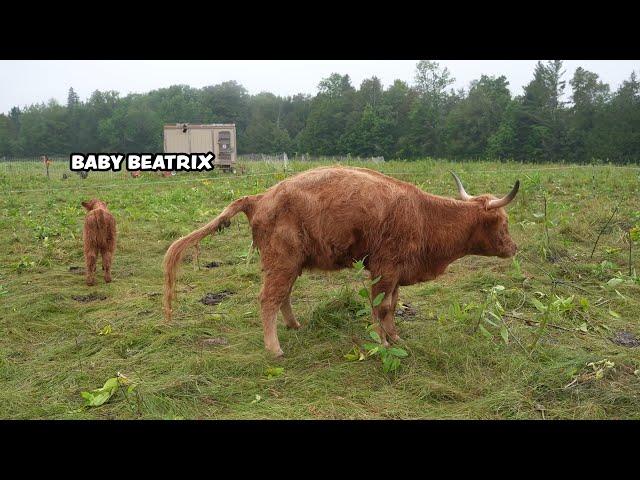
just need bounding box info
[42,155,51,179]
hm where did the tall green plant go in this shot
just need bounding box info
[344,258,408,373]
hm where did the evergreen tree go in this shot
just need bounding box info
[444,75,512,158]
[66,87,82,151]
[297,74,356,155]
[404,61,456,157]
[0,62,638,162]
[67,87,80,109]
[568,67,610,160]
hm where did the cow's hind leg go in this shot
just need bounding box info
[259,270,299,357]
[257,225,304,356]
[280,283,300,329]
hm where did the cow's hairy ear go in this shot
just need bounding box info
[81,201,91,210]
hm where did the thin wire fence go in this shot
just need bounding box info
[0,155,129,181]
[0,154,386,181]
[1,154,639,195]
[238,153,385,165]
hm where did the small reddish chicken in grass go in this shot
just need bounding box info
[81,199,117,286]
[163,167,519,357]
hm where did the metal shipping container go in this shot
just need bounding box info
[163,123,237,171]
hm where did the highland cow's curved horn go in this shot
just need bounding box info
[450,171,473,201]
[487,180,520,209]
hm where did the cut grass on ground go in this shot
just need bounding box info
[1,159,640,419]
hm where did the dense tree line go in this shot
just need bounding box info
[1,61,638,162]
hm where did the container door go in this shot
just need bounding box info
[217,130,232,165]
[164,128,190,153]
[190,128,214,153]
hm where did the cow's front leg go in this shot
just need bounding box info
[371,279,400,346]
[387,285,401,342]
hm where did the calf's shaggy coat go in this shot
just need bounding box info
[81,199,117,286]
[163,166,519,356]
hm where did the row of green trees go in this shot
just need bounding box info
[1,61,638,162]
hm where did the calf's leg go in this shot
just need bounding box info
[102,249,114,283]
[85,248,97,286]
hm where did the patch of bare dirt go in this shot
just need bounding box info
[200,291,233,306]
[396,302,418,319]
[69,266,84,274]
[201,337,229,346]
[72,293,107,303]
[545,247,570,264]
[204,261,222,268]
[611,331,640,348]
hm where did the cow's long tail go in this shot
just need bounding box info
[163,195,259,321]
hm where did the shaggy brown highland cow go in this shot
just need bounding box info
[81,199,117,286]
[163,166,519,357]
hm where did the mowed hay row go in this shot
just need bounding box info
[0,160,639,419]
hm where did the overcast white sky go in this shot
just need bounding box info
[1,60,638,114]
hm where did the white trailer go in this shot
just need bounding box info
[163,123,237,171]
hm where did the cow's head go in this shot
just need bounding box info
[81,199,107,211]
[450,172,519,258]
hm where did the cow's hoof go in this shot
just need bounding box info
[391,335,403,343]
[286,321,301,330]
[267,347,284,358]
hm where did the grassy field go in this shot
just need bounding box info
[1,159,639,419]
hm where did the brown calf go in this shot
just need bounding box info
[163,166,519,357]
[81,199,117,286]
